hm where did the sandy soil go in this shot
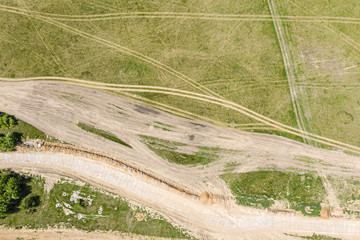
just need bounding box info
[1,81,360,239]
[0,227,180,240]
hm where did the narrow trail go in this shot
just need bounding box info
[0,4,221,99]
[267,0,310,145]
[1,4,360,25]
[1,76,360,154]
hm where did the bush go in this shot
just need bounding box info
[0,132,18,152]
[0,170,26,218]
[20,194,40,212]
[0,113,16,129]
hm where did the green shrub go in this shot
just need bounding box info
[0,113,16,129]
[0,170,29,218]
[0,132,18,152]
[20,194,40,212]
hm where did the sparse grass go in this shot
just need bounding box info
[0,174,192,239]
[274,0,360,147]
[286,233,342,240]
[154,121,174,128]
[77,122,132,148]
[223,161,240,172]
[145,123,172,132]
[295,156,334,167]
[220,171,326,216]
[140,135,220,165]
[328,176,360,211]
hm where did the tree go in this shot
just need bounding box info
[0,132,17,152]
[0,170,25,218]
[20,194,40,212]
[0,113,16,129]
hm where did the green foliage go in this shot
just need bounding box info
[0,176,194,239]
[140,135,219,165]
[221,171,326,215]
[0,132,18,152]
[0,113,16,129]
[0,170,30,218]
[20,194,40,212]
[77,122,132,148]
[301,233,342,240]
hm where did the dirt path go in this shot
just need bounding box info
[267,0,309,145]
[0,227,181,240]
[1,152,360,240]
[286,0,360,53]
[2,4,360,25]
[2,77,360,154]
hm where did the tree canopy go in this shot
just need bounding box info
[0,170,28,218]
[0,113,16,129]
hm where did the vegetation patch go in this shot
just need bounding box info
[145,123,172,132]
[140,135,220,165]
[77,122,131,148]
[0,170,40,218]
[220,171,326,216]
[0,173,192,239]
[328,176,360,211]
[0,112,60,152]
[154,121,174,128]
[295,156,334,167]
[286,233,342,240]
[223,161,240,172]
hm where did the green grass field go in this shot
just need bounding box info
[0,0,359,149]
[221,171,326,216]
[0,173,192,239]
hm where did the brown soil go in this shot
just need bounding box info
[320,207,331,219]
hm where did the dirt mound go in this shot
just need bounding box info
[200,192,213,205]
[320,207,330,219]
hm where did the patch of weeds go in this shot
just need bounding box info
[146,124,172,132]
[220,171,326,215]
[108,103,125,114]
[343,209,360,219]
[327,176,360,210]
[295,156,333,167]
[59,92,83,103]
[285,233,342,240]
[140,135,220,165]
[224,161,240,172]
[154,121,174,128]
[77,122,131,148]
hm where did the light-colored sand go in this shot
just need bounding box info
[1,81,360,239]
[0,227,179,240]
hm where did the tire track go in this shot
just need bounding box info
[1,5,360,25]
[267,0,310,145]
[287,0,360,52]
[1,76,360,154]
[0,5,221,98]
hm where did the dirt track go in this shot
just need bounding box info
[1,81,360,239]
[2,152,360,240]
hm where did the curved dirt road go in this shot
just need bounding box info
[1,152,360,240]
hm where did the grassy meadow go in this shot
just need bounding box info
[0,0,359,147]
